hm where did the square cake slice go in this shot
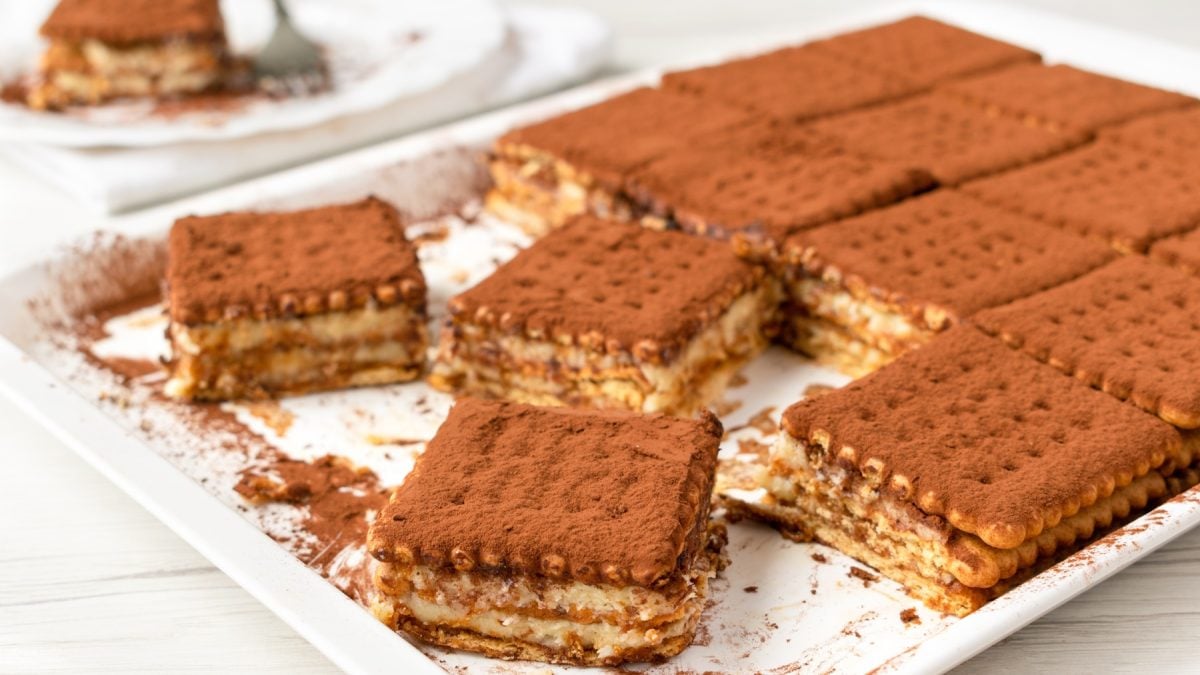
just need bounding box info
[778,190,1116,376]
[805,92,1088,185]
[429,216,779,416]
[367,399,726,666]
[164,197,428,401]
[30,0,231,110]
[733,326,1182,616]
[963,140,1200,253]
[625,121,935,256]
[973,256,1200,429]
[808,15,1040,88]
[941,63,1195,133]
[1103,105,1200,159]
[661,44,921,122]
[485,87,753,237]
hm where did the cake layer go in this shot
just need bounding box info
[782,314,903,378]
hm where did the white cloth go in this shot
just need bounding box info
[0,6,611,214]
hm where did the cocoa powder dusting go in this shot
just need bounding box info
[849,566,879,587]
[900,607,921,625]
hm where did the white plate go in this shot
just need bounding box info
[0,0,507,148]
[2,2,1200,674]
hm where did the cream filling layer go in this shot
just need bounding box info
[39,38,225,104]
[787,275,936,354]
[171,304,424,354]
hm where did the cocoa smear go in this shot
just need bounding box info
[899,607,921,625]
[849,566,879,587]
[1,78,29,104]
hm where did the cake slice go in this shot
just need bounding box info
[973,256,1200,429]
[963,140,1200,253]
[164,197,428,400]
[661,43,921,122]
[29,0,232,110]
[368,398,726,666]
[485,87,753,236]
[733,326,1184,616]
[625,121,935,256]
[778,190,1116,375]
[804,92,1088,185]
[941,63,1195,133]
[808,15,1040,88]
[429,216,779,416]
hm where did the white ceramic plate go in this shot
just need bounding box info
[2,2,1199,673]
[0,0,507,147]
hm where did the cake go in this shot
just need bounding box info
[367,398,726,666]
[29,0,232,110]
[429,216,779,416]
[163,197,428,400]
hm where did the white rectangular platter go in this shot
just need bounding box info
[3,2,1200,673]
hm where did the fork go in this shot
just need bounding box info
[253,0,325,81]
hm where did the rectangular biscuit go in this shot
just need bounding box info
[777,190,1116,376]
[963,140,1200,253]
[805,91,1088,185]
[735,326,1183,616]
[808,15,1041,88]
[973,256,1200,429]
[429,216,779,416]
[164,197,428,400]
[367,399,725,666]
[485,87,754,237]
[1102,104,1200,159]
[941,63,1195,133]
[661,43,921,122]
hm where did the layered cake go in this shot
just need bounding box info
[974,256,1200,429]
[805,91,1087,185]
[429,216,779,416]
[807,15,1040,88]
[963,139,1200,253]
[735,327,1184,615]
[164,197,428,400]
[485,87,753,236]
[368,399,726,666]
[778,190,1116,375]
[29,0,232,110]
[941,63,1195,133]
[625,121,935,255]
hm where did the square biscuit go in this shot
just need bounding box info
[625,121,935,251]
[941,63,1195,133]
[973,256,1200,429]
[963,140,1200,253]
[41,0,225,43]
[661,44,921,122]
[805,92,1087,185]
[808,15,1040,88]
[780,325,1181,550]
[1150,227,1200,276]
[1103,105,1200,159]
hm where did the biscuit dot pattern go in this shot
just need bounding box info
[781,326,1179,549]
[973,256,1200,428]
[1104,105,1200,159]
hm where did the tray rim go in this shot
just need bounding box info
[3,2,1200,673]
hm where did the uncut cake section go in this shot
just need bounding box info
[367,399,726,666]
[732,326,1185,616]
[164,197,428,401]
[29,0,232,110]
[429,216,779,416]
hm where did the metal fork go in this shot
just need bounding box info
[253,0,324,81]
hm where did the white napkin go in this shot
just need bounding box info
[0,6,611,214]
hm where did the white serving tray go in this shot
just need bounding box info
[3,2,1200,673]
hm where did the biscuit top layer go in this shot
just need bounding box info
[783,189,1116,320]
[809,15,1040,88]
[1103,105,1200,159]
[445,216,765,362]
[973,256,1200,429]
[1151,228,1200,274]
[805,92,1088,185]
[781,325,1180,550]
[166,197,425,324]
[942,63,1195,133]
[369,398,722,588]
[661,44,921,122]
[496,87,753,191]
[627,121,934,244]
[41,0,225,44]
[963,140,1200,253]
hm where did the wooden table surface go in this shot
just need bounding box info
[3,1,1200,672]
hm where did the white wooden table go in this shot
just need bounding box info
[3,1,1199,672]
